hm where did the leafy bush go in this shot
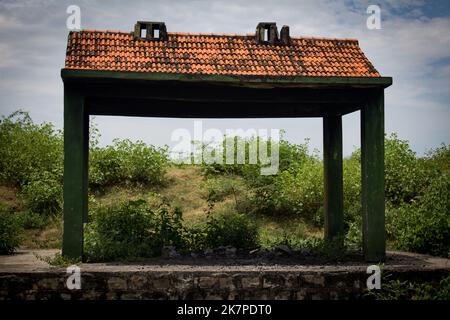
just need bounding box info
[85,199,185,261]
[201,175,250,214]
[89,139,169,189]
[85,200,155,261]
[17,211,48,229]
[0,111,62,187]
[365,273,450,300]
[202,176,239,203]
[204,211,259,249]
[388,174,449,258]
[180,225,208,253]
[21,171,62,216]
[344,214,363,250]
[343,152,361,221]
[423,144,450,176]
[89,145,122,187]
[273,157,323,219]
[385,134,426,205]
[0,111,62,218]
[216,138,321,218]
[0,205,22,254]
[200,136,308,177]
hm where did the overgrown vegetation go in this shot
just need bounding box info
[199,133,450,258]
[204,211,259,250]
[84,198,258,261]
[0,204,22,254]
[89,137,169,190]
[35,252,80,268]
[0,110,448,263]
[364,272,450,300]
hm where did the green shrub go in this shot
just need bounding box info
[89,139,169,190]
[17,211,48,229]
[85,199,185,261]
[85,200,155,261]
[85,200,259,262]
[0,111,62,220]
[343,152,361,220]
[388,174,449,258]
[341,152,363,250]
[116,139,169,186]
[365,273,450,300]
[273,157,323,219]
[200,136,309,177]
[226,138,321,218]
[261,231,321,250]
[202,176,239,203]
[0,111,62,187]
[180,225,207,253]
[201,175,250,213]
[89,145,122,187]
[153,206,186,250]
[424,144,450,176]
[21,171,62,216]
[385,134,426,205]
[0,205,22,254]
[204,211,259,249]
[344,215,362,250]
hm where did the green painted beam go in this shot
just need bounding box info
[82,110,89,224]
[62,85,88,260]
[86,96,357,118]
[323,116,344,244]
[61,68,392,88]
[361,89,386,262]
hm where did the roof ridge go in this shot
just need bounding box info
[168,32,253,37]
[76,29,358,42]
[78,29,132,34]
[290,35,358,42]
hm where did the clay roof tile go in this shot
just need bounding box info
[64,29,380,77]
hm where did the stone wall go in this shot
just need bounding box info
[1,250,449,300]
[1,269,448,300]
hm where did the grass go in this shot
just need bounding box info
[35,252,80,268]
[0,184,23,211]
[160,165,207,222]
[253,214,322,248]
[20,220,62,249]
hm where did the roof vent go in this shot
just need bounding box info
[256,22,279,44]
[134,21,167,40]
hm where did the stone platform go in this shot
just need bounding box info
[0,250,449,300]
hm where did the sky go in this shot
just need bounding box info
[0,0,449,156]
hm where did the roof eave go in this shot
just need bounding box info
[61,68,393,89]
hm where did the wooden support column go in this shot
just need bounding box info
[323,115,344,243]
[62,85,88,260]
[361,89,385,262]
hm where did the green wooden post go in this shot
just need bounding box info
[361,89,385,262]
[323,116,344,243]
[62,85,88,260]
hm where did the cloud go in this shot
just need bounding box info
[0,0,449,155]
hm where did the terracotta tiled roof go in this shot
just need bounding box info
[64,30,380,77]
